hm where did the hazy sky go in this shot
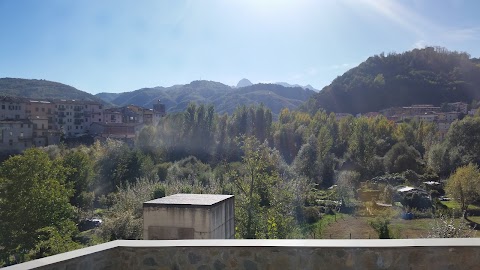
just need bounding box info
[1,0,480,94]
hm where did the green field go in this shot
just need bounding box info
[311,200,480,239]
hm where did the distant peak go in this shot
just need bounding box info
[275,82,318,91]
[236,78,253,88]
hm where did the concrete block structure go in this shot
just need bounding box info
[143,194,234,240]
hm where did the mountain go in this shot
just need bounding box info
[275,82,318,91]
[302,47,480,114]
[96,80,316,116]
[236,78,253,88]
[0,78,103,102]
[95,92,120,103]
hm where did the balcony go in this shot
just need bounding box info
[5,239,480,270]
[74,113,84,118]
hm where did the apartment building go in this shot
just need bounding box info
[0,96,165,151]
[55,99,103,137]
[0,96,26,120]
[0,119,34,152]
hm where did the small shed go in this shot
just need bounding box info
[143,194,234,240]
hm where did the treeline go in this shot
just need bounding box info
[2,102,480,265]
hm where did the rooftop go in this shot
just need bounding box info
[144,194,233,207]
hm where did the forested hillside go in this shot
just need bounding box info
[303,47,480,114]
[0,78,103,102]
[96,80,315,117]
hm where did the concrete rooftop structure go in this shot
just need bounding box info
[144,194,234,207]
[143,194,235,240]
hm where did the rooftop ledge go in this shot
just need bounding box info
[6,239,480,270]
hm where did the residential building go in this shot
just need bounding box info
[401,104,440,116]
[0,119,34,152]
[0,96,26,120]
[103,108,123,124]
[55,100,91,137]
[448,102,468,114]
[415,113,437,123]
[153,100,166,123]
[90,122,144,139]
[84,101,104,125]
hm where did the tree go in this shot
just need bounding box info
[443,117,480,167]
[229,136,298,239]
[383,142,423,174]
[445,163,480,213]
[293,135,320,184]
[62,149,95,211]
[336,171,359,206]
[0,149,76,264]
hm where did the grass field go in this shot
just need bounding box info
[315,200,480,239]
[440,201,480,210]
[319,214,433,239]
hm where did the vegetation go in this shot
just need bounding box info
[303,47,480,114]
[4,47,480,266]
[0,78,103,102]
[445,164,480,213]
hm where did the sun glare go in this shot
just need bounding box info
[232,0,313,21]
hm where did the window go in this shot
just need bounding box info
[1,105,4,109]
[9,140,12,146]
[36,107,39,112]
[20,132,23,137]
[41,108,45,112]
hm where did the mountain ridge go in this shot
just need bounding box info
[97,80,315,116]
[302,47,480,114]
[0,77,104,103]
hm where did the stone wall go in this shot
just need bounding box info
[6,239,480,270]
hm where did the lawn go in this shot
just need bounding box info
[319,215,434,239]
[440,201,480,211]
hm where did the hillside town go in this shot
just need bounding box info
[0,96,166,153]
[1,95,477,154]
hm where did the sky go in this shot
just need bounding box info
[1,0,480,94]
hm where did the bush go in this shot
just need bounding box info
[427,215,476,238]
[369,217,393,239]
[303,206,321,224]
[151,184,166,199]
